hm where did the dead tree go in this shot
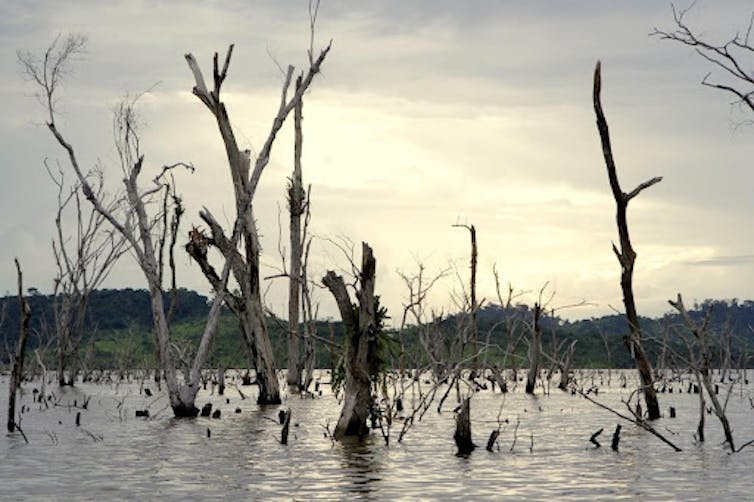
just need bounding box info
[526,303,543,394]
[557,340,578,391]
[453,223,479,374]
[322,242,377,440]
[593,61,662,420]
[23,34,236,417]
[652,4,754,115]
[47,164,127,386]
[184,39,331,404]
[286,75,306,388]
[299,215,319,391]
[7,259,31,433]
[454,397,476,455]
[668,294,736,451]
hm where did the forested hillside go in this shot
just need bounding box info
[1,289,751,370]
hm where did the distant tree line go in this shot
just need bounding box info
[2,288,752,370]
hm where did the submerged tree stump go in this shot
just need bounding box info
[323,243,378,441]
[611,424,622,451]
[486,429,500,452]
[454,398,476,455]
[281,408,292,445]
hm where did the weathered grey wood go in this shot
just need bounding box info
[323,243,376,440]
[27,35,235,417]
[185,42,329,404]
[287,75,305,388]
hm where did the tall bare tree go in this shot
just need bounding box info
[593,61,662,420]
[22,34,236,416]
[184,38,330,404]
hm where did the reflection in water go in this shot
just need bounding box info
[0,371,753,500]
[338,435,383,500]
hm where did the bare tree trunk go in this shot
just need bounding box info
[558,340,577,391]
[593,62,661,420]
[526,303,542,394]
[696,371,706,442]
[453,224,478,373]
[300,236,318,392]
[185,43,329,404]
[670,294,735,450]
[323,243,377,440]
[454,397,475,455]
[286,75,305,388]
[217,365,225,395]
[7,259,31,433]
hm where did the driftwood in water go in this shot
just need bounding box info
[454,398,476,455]
[286,75,305,388]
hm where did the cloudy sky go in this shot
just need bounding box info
[1,0,752,323]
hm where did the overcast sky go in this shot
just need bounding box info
[1,1,753,323]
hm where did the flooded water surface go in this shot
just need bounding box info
[1,371,752,500]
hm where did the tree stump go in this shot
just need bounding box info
[281,408,292,445]
[454,398,476,455]
[611,424,622,451]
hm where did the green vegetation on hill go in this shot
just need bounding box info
[1,289,752,369]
